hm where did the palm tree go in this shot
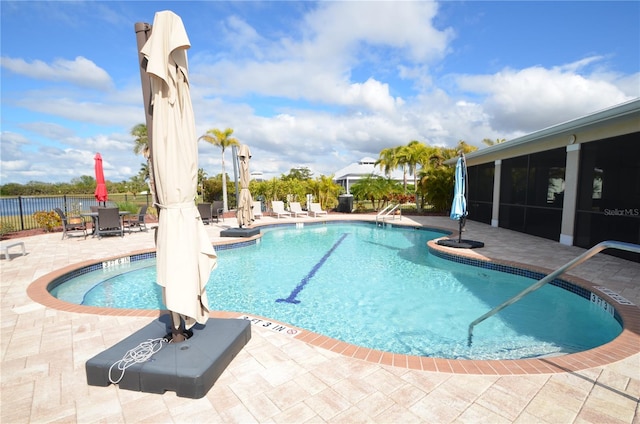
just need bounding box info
[198,128,240,212]
[481,138,506,146]
[132,123,149,157]
[131,123,156,206]
[314,175,342,209]
[376,146,407,193]
[398,140,429,197]
[197,168,208,201]
[138,162,149,181]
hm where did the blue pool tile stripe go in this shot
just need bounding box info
[276,233,350,304]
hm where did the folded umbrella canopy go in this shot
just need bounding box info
[450,154,467,242]
[236,144,254,228]
[94,153,108,206]
[141,10,217,341]
[437,152,484,249]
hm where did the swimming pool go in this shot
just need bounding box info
[49,222,622,360]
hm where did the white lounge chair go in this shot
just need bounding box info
[252,201,263,219]
[289,202,308,217]
[309,202,328,217]
[271,201,291,218]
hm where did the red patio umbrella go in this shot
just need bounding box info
[94,152,108,206]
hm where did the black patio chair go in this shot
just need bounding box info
[96,207,124,238]
[212,201,224,222]
[197,203,213,225]
[54,207,87,240]
[124,205,148,232]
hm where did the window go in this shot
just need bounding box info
[575,133,639,261]
[499,148,566,241]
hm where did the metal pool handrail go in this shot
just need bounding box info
[376,203,401,224]
[467,240,640,347]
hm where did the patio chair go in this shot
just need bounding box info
[252,201,263,219]
[197,203,213,225]
[123,205,148,232]
[54,207,87,240]
[289,202,308,217]
[271,201,291,218]
[212,201,224,222]
[309,202,328,217]
[96,207,124,238]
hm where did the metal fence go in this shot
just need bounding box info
[0,194,151,232]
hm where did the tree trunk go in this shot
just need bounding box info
[221,151,228,212]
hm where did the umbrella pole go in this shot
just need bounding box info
[459,151,466,244]
[170,312,186,342]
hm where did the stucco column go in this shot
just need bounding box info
[560,143,581,245]
[491,160,501,227]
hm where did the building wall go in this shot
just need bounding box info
[463,100,640,261]
[574,133,639,261]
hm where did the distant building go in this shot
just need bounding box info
[250,171,264,182]
[458,98,639,261]
[333,157,405,194]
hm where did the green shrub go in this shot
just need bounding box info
[116,201,139,214]
[0,221,18,237]
[33,210,61,232]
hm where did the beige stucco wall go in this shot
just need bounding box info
[464,105,640,167]
[463,99,640,246]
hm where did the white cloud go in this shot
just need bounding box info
[454,59,634,132]
[1,56,114,90]
[191,1,453,114]
[17,95,142,128]
[1,3,637,186]
[303,1,452,63]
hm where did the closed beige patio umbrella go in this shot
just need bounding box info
[141,10,217,341]
[236,144,254,228]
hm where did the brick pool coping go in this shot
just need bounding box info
[26,224,640,375]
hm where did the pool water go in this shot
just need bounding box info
[51,222,622,360]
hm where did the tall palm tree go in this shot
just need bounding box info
[132,123,149,157]
[198,127,240,212]
[376,146,408,193]
[197,168,207,201]
[131,123,157,205]
[138,162,149,181]
[398,140,428,192]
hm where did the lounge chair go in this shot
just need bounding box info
[252,201,263,219]
[289,202,308,217]
[124,205,148,232]
[54,207,87,240]
[271,201,291,218]
[197,203,213,225]
[212,201,224,222]
[96,207,124,238]
[309,202,328,217]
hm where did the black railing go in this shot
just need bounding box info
[0,194,150,232]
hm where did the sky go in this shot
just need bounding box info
[1,1,639,186]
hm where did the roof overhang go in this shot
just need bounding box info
[448,98,640,166]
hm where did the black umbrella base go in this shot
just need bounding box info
[437,239,485,249]
[220,227,260,237]
[85,314,251,399]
